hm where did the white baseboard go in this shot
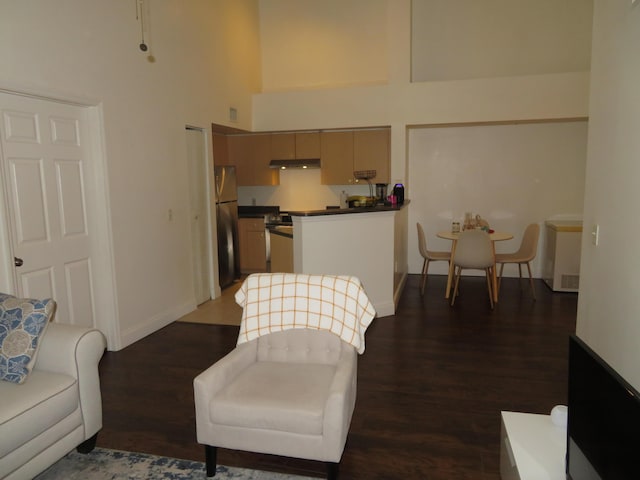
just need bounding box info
[115,300,196,351]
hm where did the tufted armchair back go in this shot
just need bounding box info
[256,329,349,365]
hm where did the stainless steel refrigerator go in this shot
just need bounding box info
[214,166,240,289]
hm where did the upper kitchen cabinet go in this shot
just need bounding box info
[354,128,390,183]
[228,134,279,186]
[295,132,321,158]
[321,128,390,185]
[212,133,230,166]
[270,132,321,159]
[320,131,354,185]
[270,133,295,159]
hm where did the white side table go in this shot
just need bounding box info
[500,411,566,480]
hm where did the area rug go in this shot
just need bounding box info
[35,447,319,480]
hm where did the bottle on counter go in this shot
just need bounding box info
[340,190,348,209]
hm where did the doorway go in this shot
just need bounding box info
[186,126,212,305]
[0,90,117,345]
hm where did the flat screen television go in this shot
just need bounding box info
[567,335,640,479]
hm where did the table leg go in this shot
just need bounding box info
[491,242,498,303]
[445,240,457,299]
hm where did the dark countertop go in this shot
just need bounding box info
[268,225,294,239]
[238,205,279,218]
[288,200,409,217]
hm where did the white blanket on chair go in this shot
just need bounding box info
[234,273,376,354]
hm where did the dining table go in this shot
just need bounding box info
[437,229,514,303]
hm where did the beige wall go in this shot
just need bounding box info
[0,0,261,349]
[577,1,640,390]
[411,0,593,82]
[258,0,388,92]
[408,121,588,277]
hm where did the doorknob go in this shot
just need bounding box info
[14,257,23,267]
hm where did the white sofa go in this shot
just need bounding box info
[0,323,106,480]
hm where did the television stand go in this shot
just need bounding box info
[500,411,566,480]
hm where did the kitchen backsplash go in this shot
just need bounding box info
[237,168,375,211]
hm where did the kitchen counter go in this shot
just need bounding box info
[237,202,410,312]
[288,201,409,218]
[238,205,279,219]
[291,203,408,317]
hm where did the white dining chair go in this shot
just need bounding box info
[496,223,540,300]
[450,229,495,309]
[417,223,451,296]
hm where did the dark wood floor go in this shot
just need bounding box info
[97,274,577,479]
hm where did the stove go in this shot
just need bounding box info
[265,213,293,226]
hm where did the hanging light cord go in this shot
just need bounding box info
[135,0,148,52]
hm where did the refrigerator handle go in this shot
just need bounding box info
[215,168,226,201]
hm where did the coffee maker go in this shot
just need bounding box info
[392,183,405,205]
[375,183,387,204]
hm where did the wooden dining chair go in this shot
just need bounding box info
[451,229,495,309]
[495,223,540,300]
[416,222,451,296]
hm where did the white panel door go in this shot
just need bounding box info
[0,92,95,326]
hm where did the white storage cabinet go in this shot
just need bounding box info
[543,220,582,292]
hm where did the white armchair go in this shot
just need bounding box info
[194,273,375,479]
[194,329,356,479]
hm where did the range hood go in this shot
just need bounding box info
[269,158,321,169]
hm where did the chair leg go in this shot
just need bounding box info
[485,268,494,309]
[420,259,428,295]
[205,445,217,477]
[451,267,462,306]
[526,262,536,300]
[497,263,505,295]
[326,462,339,480]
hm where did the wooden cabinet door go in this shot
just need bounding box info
[252,134,279,186]
[228,134,279,186]
[354,128,390,183]
[270,133,295,159]
[238,218,267,272]
[295,132,320,159]
[320,131,354,185]
[212,133,230,166]
[270,233,294,273]
[271,132,320,159]
[228,135,253,185]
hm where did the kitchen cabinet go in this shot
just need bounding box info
[228,134,279,186]
[270,132,320,159]
[320,128,390,185]
[295,132,321,158]
[354,128,390,183]
[212,133,230,166]
[320,131,355,185]
[270,229,294,273]
[238,218,267,273]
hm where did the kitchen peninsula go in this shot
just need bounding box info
[289,203,408,317]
